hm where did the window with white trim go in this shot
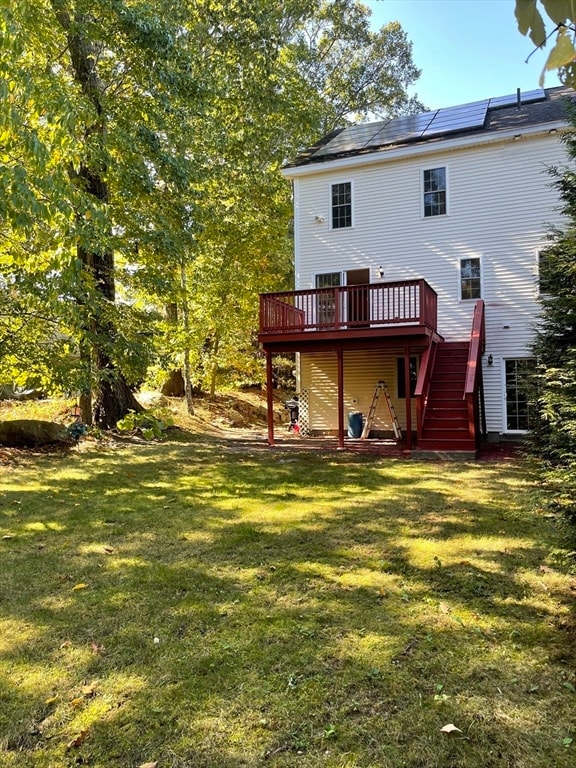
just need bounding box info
[331,182,352,229]
[505,358,535,431]
[460,257,481,300]
[423,167,446,217]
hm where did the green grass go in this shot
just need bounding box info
[0,437,575,767]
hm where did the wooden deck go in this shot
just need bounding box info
[258,280,438,350]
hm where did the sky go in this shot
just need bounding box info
[364,0,562,110]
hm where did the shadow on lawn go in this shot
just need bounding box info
[0,439,574,767]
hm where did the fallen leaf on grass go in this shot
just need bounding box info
[104,546,115,554]
[440,723,462,733]
[81,681,99,697]
[139,762,158,768]
[44,695,59,705]
[66,728,90,749]
[90,642,105,654]
[2,534,14,540]
[72,583,88,591]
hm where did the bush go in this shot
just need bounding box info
[116,409,174,440]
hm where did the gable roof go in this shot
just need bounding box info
[286,85,575,170]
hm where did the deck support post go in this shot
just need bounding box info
[266,350,275,446]
[404,346,413,450]
[337,348,345,449]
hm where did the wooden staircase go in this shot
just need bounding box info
[417,341,477,453]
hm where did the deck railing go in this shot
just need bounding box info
[464,299,486,445]
[259,279,438,335]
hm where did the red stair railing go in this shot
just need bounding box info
[464,300,486,446]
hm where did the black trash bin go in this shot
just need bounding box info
[347,411,363,438]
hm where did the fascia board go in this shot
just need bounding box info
[282,120,569,179]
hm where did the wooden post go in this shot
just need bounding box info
[337,348,345,449]
[266,350,275,446]
[404,346,413,450]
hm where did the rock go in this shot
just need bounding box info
[225,409,247,427]
[0,384,44,401]
[0,420,70,447]
[160,370,185,397]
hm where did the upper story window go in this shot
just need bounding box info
[423,167,446,217]
[460,257,481,300]
[331,182,352,229]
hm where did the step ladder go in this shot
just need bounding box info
[361,381,402,440]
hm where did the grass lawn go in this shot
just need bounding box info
[0,435,575,767]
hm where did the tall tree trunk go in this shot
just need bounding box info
[160,302,186,396]
[209,333,220,399]
[180,263,195,414]
[78,336,92,425]
[54,3,142,428]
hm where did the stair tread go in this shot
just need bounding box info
[421,339,479,448]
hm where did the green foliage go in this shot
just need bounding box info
[515,0,576,86]
[530,108,576,525]
[116,408,174,440]
[1,1,422,408]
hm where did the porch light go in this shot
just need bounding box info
[487,354,493,366]
[377,265,385,279]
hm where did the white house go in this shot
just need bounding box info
[258,86,573,456]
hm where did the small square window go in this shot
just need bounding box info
[331,182,352,229]
[460,257,481,300]
[423,167,446,217]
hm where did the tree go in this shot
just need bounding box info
[288,1,422,134]
[1,0,298,425]
[530,104,576,524]
[515,0,576,87]
[1,1,421,416]
[157,0,422,395]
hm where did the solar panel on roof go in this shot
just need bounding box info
[489,89,546,109]
[313,122,385,157]
[363,111,436,148]
[310,88,552,160]
[520,88,546,104]
[489,93,519,109]
[422,100,489,138]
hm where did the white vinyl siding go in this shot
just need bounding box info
[300,350,418,433]
[292,132,566,435]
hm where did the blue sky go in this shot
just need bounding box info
[365,0,561,110]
